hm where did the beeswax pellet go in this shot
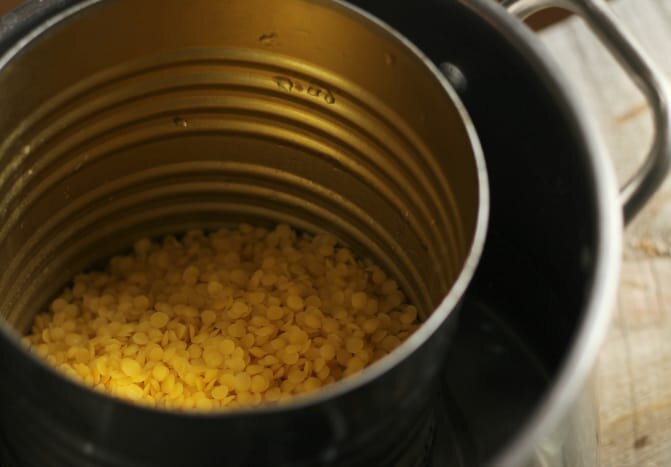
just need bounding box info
[152,363,169,381]
[203,349,224,368]
[250,374,269,393]
[201,310,217,326]
[149,312,169,328]
[211,385,229,400]
[121,358,142,377]
[345,337,365,354]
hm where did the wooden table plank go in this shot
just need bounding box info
[539,1,671,464]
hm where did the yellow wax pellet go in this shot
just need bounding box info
[266,306,284,320]
[51,298,68,313]
[219,339,236,355]
[314,358,326,373]
[169,382,184,398]
[304,313,321,329]
[147,345,164,362]
[234,373,252,392]
[287,368,307,384]
[281,351,299,365]
[265,387,282,402]
[345,337,365,354]
[303,377,322,392]
[195,398,213,410]
[248,291,265,305]
[232,347,245,360]
[211,385,229,400]
[287,328,308,346]
[381,335,401,352]
[132,332,149,345]
[123,384,145,400]
[260,273,277,287]
[133,238,153,256]
[183,372,197,387]
[322,318,339,333]
[207,281,224,297]
[336,349,351,367]
[148,329,163,343]
[36,343,49,357]
[227,322,246,338]
[188,344,203,359]
[250,375,269,393]
[346,356,364,373]
[362,318,380,334]
[319,344,336,361]
[259,355,279,366]
[333,308,348,321]
[182,266,199,285]
[161,373,176,393]
[371,267,386,285]
[229,301,250,319]
[201,309,217,326]
[236,391,256,405]
[249,347,267,358]
[372,329,387,344]
[400,306,418,325]
[356,350,371,365]
[246,364,264,375]
[219,373,237,388]
[50,327,65,341]
[254,326,275,338]
[202,348,224,368]
[133,295,150,311]
[68,347,90,364]
[120,358,142,377]
[64,333,82,347]
[270,338,286,351]
[317,366,330,381]
[381,279,397,294]
[351,292,368,311]
[227,357,246,372]
[149,312,169,328]
[152,363,169,381]
[241,333,255,348]
[286,295,304,311]
[74,362,91,379]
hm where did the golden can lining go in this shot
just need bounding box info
[24,224,419,411]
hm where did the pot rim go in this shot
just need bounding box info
[0,0,490,418]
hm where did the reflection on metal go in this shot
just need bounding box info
[440,62,468,94]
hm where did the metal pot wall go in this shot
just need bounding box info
[0,1,668,467]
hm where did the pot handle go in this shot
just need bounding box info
[502,0,671,224]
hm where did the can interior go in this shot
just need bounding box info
[0,0,480,338]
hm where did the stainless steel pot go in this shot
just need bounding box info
[0,0,668,466]
[485,1,671,465]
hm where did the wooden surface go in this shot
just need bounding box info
[0,0,21,15]
[539,1,671,465]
